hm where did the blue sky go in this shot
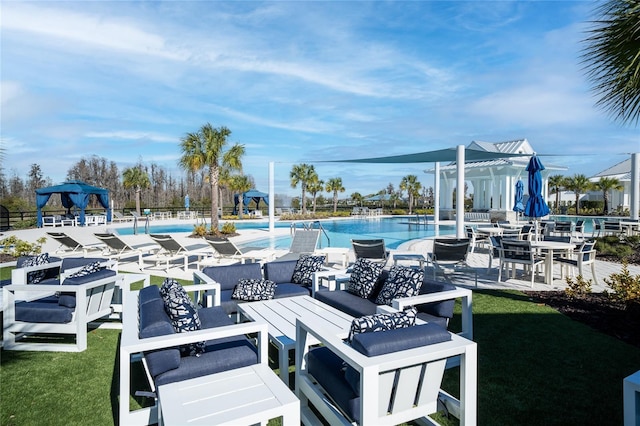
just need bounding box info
[1,1,638,198]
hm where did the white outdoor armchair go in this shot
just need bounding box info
[295,318,477,425]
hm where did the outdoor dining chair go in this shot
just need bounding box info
[430,238,477,286]
[351,238,389,265]
[465,225,488,253]
[555,240,598,284]
[499,239,545,287]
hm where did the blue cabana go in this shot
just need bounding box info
[35,180,111,227]
[233,189,269,214]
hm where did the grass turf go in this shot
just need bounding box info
[2,282,639,425]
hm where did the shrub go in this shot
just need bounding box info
[192,224,207,237]
[564,275,592,299]
[391,209,407,215]
[0,236,47,257]
[220,222,237,234]
[603,260,640,309]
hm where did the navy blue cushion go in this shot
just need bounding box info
[263,260,298,284]
[61,257,105,272]
[416,312,449,329]
[351,323,451,357]
[139,295,181,378]
[63,268,115,285]
[417,280,456,319]
[15,300,73,323]
[198,306,235,329]
[153,336,258,387]
[202,263,262,291]
[139,285,162,307]
[308,347,361,423]
[274,283,311,298]
[315,290,378,318]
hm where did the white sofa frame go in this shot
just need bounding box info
[118,283,269,426]
[3,273,119,352]
[295,318,477,425]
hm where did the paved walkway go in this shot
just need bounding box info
[3,219,638,292]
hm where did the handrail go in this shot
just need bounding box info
[310,220,330,248]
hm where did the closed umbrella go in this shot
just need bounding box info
[184,194,190,212]
[524,155,550,240]
[513,179,524,221]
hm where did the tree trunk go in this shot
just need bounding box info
[333,194,338,213]
[135,187,141,216]
[210,167,219,230]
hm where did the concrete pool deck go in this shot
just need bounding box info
[2,217,638,292]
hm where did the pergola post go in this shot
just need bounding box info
[434,162,440,224]
[631,153,639,220]
[456,145,465,239]
[269,161,275,232]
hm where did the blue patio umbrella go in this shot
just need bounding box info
[524,155,550,240]
[184,194,190,211]
[513,179,525,213]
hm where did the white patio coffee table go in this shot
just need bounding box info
[238,296,354,386]
[157,363,300,425]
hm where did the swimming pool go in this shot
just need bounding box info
[117,217,456,249]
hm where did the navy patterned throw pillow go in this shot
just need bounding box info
[347,258,384,299]
[348,308,417,342]
[159,278,188,301]
[160,278,205,357]
[66,261,104,278]
[374,265,424,306]
[232,279,276,301]
[21,253,50,284]
[291,254,326,286]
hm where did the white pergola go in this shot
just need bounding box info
[267,145,640,237]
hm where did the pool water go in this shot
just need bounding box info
[117,217,455,249]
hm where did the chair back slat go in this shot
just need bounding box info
[501,240,533,261]
[205,236,242,256]
[150,234,184,254]
[352,239,388,261]
[433,240,469,262]
[391,365,422,413]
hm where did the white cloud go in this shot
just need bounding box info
[85,131,176,143]
[1,3,187,61]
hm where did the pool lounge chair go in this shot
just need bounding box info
[273,229,321,261]
[144,234,212,272]
[47,232,105,256]
[201,236,274,265]
[94,233,158,267]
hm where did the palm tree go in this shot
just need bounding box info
[122,165,150,216]
[351,192,363,207]
[400,175,422,214]
[582,0,640,124]
[594,176,624,214]
[179,123,245,230]
[307,178,324,214]
[290,163,317,214]
[564,174,593,215]
[229,174,252,218]
[325,177,345,213]
[548,174,567,212]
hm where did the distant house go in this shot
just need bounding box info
[587,158,633,213]
[426,139,566,219]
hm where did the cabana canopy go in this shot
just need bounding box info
[35,180,111,227]
[233,189,269,214]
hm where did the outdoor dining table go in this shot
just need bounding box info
[530,240,576,284]
[476,227,503,236]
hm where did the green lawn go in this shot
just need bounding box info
[2,282,639,425]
